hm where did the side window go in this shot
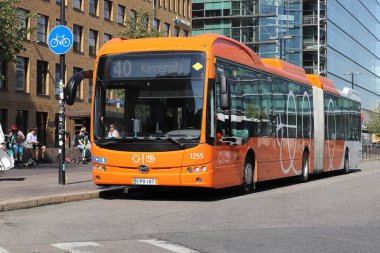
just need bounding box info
[335,97,344,140]
[273,79,287,138]
[258,77,272,137]
[301,87,313,139]
[343,98,350,140]
[242,70,260,137]
[324,94,337,140]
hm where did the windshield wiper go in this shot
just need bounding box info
[165,135,185,149]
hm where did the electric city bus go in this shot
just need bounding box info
[65,34,361,193]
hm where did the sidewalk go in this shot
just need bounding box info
[0,163,128,212]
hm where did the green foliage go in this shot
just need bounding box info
[0,0,36,78]
[366,105,380,137]
[119,8,161,39]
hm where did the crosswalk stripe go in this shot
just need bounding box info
[0,247,10,253]
[51,242,101,252]
[139,239,199,253]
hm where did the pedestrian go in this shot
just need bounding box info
[8,125,25,162]
[75,127,91,162]
[24,127,46,162]
[107,124,120,138]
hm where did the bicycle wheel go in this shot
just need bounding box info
[50,38,59,48]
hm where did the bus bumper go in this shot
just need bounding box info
[92,163,214,188]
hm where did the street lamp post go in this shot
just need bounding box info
[268,35,293,60]
[343,72,361,89]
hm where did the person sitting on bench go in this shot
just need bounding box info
[24,127,46,163]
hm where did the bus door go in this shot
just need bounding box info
[214,75,244,187]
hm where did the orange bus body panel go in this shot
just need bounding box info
[306,74,340,95]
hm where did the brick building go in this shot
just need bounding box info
[0,0,191,148]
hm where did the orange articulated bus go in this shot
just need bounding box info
[65,34,361,193]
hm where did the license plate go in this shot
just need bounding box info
[133,178,157,185]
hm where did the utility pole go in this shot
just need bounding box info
[344,72,361,89]
[59,0,66,185]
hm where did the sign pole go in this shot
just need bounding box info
[59,0,66,185]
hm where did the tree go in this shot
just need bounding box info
[119,8,161,39]
[0,0,36,78]
[366,105,380,137]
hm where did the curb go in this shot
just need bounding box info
[0,186,128,212]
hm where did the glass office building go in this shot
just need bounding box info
[192,0,380,117]
[325,0,380,115]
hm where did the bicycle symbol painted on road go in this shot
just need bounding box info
[50,34,71,48]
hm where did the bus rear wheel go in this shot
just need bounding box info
[344,150,350,174]
[237,157,255,194]
[300,151,309,183]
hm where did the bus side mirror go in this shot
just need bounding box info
[219,75,230,110]
[65,70,93,105]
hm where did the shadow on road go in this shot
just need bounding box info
[0,177,26,181]
[101,168,363,202]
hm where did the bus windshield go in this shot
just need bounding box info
[93,52,206,151]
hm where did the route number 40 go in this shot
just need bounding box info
[190,153,204,159]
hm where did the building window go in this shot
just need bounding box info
[182,30,189,37]
[173,27,179,37]
[118,5,125,24]
[73,0,82,10]
[104,33,112,43]
[36,60,48,95]
[16,110,28,135]
[37,15,48,43]
[130,10,136,22]
[55,63,66,96]
[88,78,93,102]
[17,8,29,40]
[153,19,160,31]
[0,61,6,90]
[89,0,98,15]
[73,67,83,99]
[0,109,8,132]
[36,112,48,146]
[104,0,112,21]
[73,24,83,52]
[163,23,170,37]
[89,29,98,55]
[16,56,28,92]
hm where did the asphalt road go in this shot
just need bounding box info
[1,161,380,253]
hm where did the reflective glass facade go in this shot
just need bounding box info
[258,0,303,66]
[192,0,380,114]
[326,0,380,112]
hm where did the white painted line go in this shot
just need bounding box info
[139,239,199,253]
[0,247,10,253]
[52,242,102,253]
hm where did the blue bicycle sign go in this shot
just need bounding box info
[50,34,71,48]
[48,25,73,54]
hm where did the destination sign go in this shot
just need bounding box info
[110,57,193,79]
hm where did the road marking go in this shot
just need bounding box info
[139,239,199,253]
[51,242,102,252]
[0,247,10,253]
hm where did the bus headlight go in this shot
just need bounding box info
[187,167,192,173]
[194,167,200,173]
[202,166,207,172]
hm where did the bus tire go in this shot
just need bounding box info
[300,151,309,183]
[344,150,350,174]
[237,156,255,194]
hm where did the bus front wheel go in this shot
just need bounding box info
[237,157,255,194]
